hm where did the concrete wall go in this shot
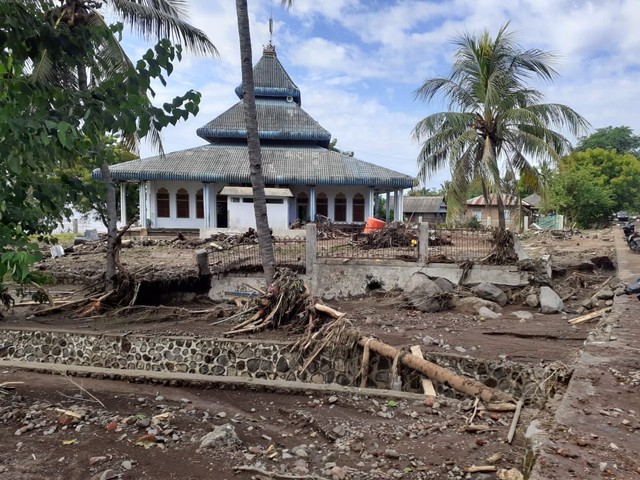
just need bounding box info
[310,260,529,299]
[210,260,529,300]
[147,180,219,229]
[227,197,291,230]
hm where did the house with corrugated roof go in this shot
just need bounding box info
[465,194,532,229]
[95,44,414,232]
[402,196,447,224]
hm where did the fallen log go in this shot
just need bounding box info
[568,306,611,325]
[358,337,514,404]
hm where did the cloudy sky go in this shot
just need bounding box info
[116,0,640,189]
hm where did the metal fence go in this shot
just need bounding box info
[428,227,494,262]
[209,235,306,274]
[207,224,501,275]
[316,224,419,261]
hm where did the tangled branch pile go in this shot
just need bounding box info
[356,222,417,249]
[225,269,315,335]
[316,223,351,240]
[482,228,518,265]
[207,228,262,249]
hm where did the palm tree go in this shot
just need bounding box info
[235,0,292,285]
[413,23,589,229]
[37,0,217,291]
[33,0,216,89]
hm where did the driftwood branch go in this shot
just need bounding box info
[115,215,139,242]
[31,293,104,317]
[568,307,611,325]
[507,399,524,444]
[313,303,345,319]
[465,465,497,473]
[410,345,437,396]
[486,402,517,412]
[233,465,329,480]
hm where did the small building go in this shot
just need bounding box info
[403,196,447,224]
[465,194,532,229]
[94,43,414,232]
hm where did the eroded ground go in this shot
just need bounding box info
[1,227,633,479]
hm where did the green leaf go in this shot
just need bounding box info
[57,122,74,149]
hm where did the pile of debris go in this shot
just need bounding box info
[356,222,417,250]
[316,222,351,240]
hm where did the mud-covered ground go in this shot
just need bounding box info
[1,227,631,480]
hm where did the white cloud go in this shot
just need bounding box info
[126,0,640,185]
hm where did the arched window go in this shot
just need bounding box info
[176,188,190,218]
[334,193,346,222]
[296,192,308,221]
[156,188,170,218]
[316,192,328,218]
[196,189,204,219]
[352,193,365,222]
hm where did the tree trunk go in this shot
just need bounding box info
[235,0,276,284]
[100,161,119,291]
[496,192,506,229]
[358,337,514,403]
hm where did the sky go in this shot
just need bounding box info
[115,0,640,190]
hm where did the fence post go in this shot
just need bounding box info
[418,222,429,265]
[305,223,317,275]
[195,249,210,276]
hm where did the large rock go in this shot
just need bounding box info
[512,310,534,321]
[454,296,502,314]
[525,293,539,308]
[471,282,507,306]
[478,306,502,319]
[404,273,451,312]
[593,287,614,300]
[200,424,242,449]
[434,277,455,293]
[539,286,564,314]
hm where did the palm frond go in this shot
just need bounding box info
[108,0,218,56]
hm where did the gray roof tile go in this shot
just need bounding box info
[96,145,414,189]
[403,196,446,213]
[234,48,301,104]
[196,99,330,144]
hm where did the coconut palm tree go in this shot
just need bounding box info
[31,0,217,290]
[235,0,292,284]
[29,0,216,89]
[413,23,589,229]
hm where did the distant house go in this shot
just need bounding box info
[522,193,541,211]
[93,43,413,232]
[403,196,447,224]
[465,194,532,229]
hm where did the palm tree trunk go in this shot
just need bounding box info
[235,0,276,284]
[497,193,506,229]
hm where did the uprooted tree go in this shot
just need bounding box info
[220,268,514,404]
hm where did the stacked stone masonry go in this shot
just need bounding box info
[0,329,569,403]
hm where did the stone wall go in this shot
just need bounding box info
[0,329,569,404]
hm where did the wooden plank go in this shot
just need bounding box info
[568,307,611,325]
[410,345,437,397]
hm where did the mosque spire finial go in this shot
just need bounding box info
[263,12,276,56]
